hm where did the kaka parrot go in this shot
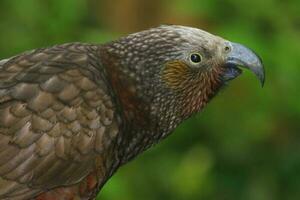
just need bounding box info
[0,25,264,199]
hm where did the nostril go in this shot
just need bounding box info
[224,46,231,52]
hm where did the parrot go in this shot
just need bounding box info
[0,25,264,199]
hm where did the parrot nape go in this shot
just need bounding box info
[0,25,264,200]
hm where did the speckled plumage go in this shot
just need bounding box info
[0,25,264,199]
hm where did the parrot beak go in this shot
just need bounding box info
[224,42,265,87]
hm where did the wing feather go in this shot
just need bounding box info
[0,43,119,199]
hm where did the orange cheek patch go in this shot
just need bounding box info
[161,60,225,117]
[162,61,192,90]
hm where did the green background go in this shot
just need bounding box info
[0,0,299,199]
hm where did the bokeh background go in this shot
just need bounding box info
[0,0,299,199]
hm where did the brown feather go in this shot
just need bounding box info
[0,43,119,199]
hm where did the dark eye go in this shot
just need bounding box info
[190,53,202,63]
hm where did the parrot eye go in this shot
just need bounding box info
[190,53,202,63]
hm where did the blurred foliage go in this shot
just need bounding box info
[0,0,299,199]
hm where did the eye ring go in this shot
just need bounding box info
[189,53,202,64]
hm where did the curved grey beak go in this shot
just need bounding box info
[226,42,265,87]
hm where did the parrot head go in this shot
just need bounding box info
[103,25,265,139]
